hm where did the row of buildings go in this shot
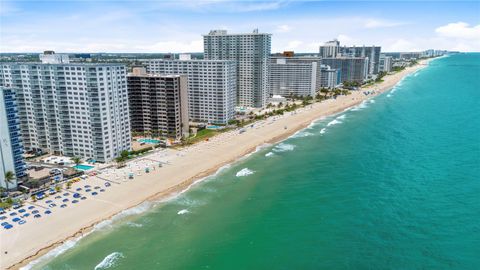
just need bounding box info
[0,30,271,189]
[269,39,387,98]
[7,30,444,191]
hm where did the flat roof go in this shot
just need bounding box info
[0,62,126,66]
[127,73,184,78]
[202,33,272,36]
[139,59,236,63]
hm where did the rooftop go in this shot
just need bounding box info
[203,29,271,36]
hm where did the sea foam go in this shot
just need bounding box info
[273,143,296,152]
[265,152,274,157]
[291,130,314,138]
[327,120,341,126]
[351,101,368,111]
[126,222,143,228]
[320,128,327,134]
[94,252,124,270]
[236,168,254,177]
[177,209,189,215]
[93,201,154,231]
[20,237,83,270]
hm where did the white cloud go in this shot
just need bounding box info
[275,24,292,33]
[385,39,419,52]
[435,22,480,40]
[284,40,303,51]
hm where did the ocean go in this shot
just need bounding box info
[27,53,480,270]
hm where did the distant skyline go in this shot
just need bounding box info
[1,0,479,53]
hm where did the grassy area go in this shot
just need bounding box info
[185,129,219,145]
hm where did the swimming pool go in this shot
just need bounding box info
[138,138,160,144]
[206,125,224,130]
[73,164,95,171]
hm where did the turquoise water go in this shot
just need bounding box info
[206,125,224,130]
[138,138,160,144]
[30,54,480,270]
[73,164,94,171]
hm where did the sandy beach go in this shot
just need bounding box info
[0,59,431,270]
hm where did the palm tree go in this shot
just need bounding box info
[72,157,82,168]
[4,171,15,192]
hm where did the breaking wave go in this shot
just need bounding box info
[236,168,254,177]
[351,101,368,111]
[177,209,189,215]
[94,252,124,270]
[273,143,296,152]
[291,130,314,138]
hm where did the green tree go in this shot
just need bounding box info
[116,150,130,163]
[72,157,82,167]
[4,171,15,192]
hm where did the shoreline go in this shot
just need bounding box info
[3,58,432,270]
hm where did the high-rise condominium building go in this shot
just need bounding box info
[0,62,131,162]
[127,68,189,140]
[379,55,393,72]
[142,59,236,124]
[269,56,320,97]
[319,39,340,58]
[319,65,340,89]
[321,58,368,84]
[338,45,382,75]
[203,29,271,108]
[0,88,27,190]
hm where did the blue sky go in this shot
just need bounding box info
[1,0,479,53]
